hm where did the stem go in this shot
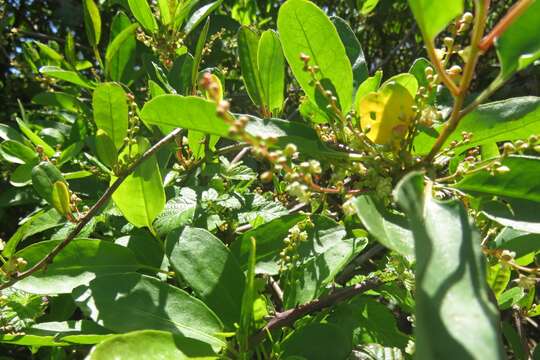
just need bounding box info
[459,75,504,117]
[425,41,461,96]
[249,276,381,347]
[478,0,534,52]
[0,128,182,291]
[425,1,490,163]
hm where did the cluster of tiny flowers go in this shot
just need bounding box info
[278,219,313,272]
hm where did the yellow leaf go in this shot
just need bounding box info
[359,82,414,146]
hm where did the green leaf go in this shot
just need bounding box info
[353,195,414,260]
[360,0,381,15]
[115,229,164,270]
[278,0,353,112]
[2,209,63,257]
[414,97,540,155]
[282,237,367,307]
[95,129,117,168]
[157,0,173,25]
[168,53,194,95]
[238,236,256,353]
[73,273,225,349]
[381,73,418,98]
[354,344,404,360]
[498,287,525,310]
[92,82,129,149]
[141,95,229,135]
[140,95,352,160]
[394,172,505,359]
[238,26,264,107]
[354,70,382,111]
[495,0,540,80]
[106,15,138,82]
[35,41,63,61]
[111,138,165,229]
[14,239,140,294]
[128,0,158,33]
[331,16,368,90]
[39,66,95,89]
[183,0,223,35]
[481,198,540,234]
[0,140,37,164]
[258,29,285,114]
[455,156,540,202]
[51,180,71,217]
[31,161,66,204]
[165,227,245,329]
[0,320,112,346]
[487,263,511,298]
[83,0,101,47]
[409,57,435,104]
[231,215,346,275]
[32,91,80,112]
[281,323,352,360]
[328,296,409,348]
[16,118,55,157]
[408,0,463,41]
[191,17,211,92]
[153,187,198,236]
[494,227,540,259]
[87,330,218,359]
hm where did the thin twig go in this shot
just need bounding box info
[478,0,534,52]
[513,309,531,359]
[250,276,381,346]
[425,0,490,162]
[268,276,284,311]
[0,128,182,291]
[231,146,251,164]
[335,244,385,284]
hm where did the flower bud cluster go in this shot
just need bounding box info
[278,219,313,272]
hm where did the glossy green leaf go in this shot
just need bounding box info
[141,95,351,160]
[165,227,245,329]
[141,95,229,135]
[157,0,173,25]
[413,97,540,155]
[10,162,36,187]
[382,73,418,98]
[31,161,66,204]
[73,273,225,349]
[354,70,382,111]
[231,215,346,275]
[115,229,164,270]
[106,14,137,82]
[278,0,353,112]
[127,0,158,33]
[487,263,511,298]
[0,140,37,164]
[111,138,165,229]
[455,156,540,202]
[353,195,414,260]
[183,0,222,35]
[87,330,218,359]
[2,209,63,257]
[494,227,540,258]
[39,66,95,89]
[360,0,381,15]
[191,17,211,93]
[32,91,80,111]
[238,236,256,353]
[14,239,140,294]
[408,0,463,41]
[238,26,264,107]
[16,118,55,157]
[495,0,540,80]
[282,237,367,308]
[481,198,540,234]
[0,320,112,346]
[332,16,368,90]
[95,129,117,168]
[35,41,63,61]
[92,82,129,149]
[168,53,194,95]
[83,0,101,47]
[281,323,352,360]
[258,29,285,114]
[409,57,435,103]
[499,287,525,310]
[395,172,504,359]
[328,296,410,348]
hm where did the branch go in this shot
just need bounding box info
[478,0,533,52]
[0,128,182,291]
[250,276,381,346]
[335,244,385,285]
[425,0,490,162]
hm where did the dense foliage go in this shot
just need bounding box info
[1,0,540,359]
